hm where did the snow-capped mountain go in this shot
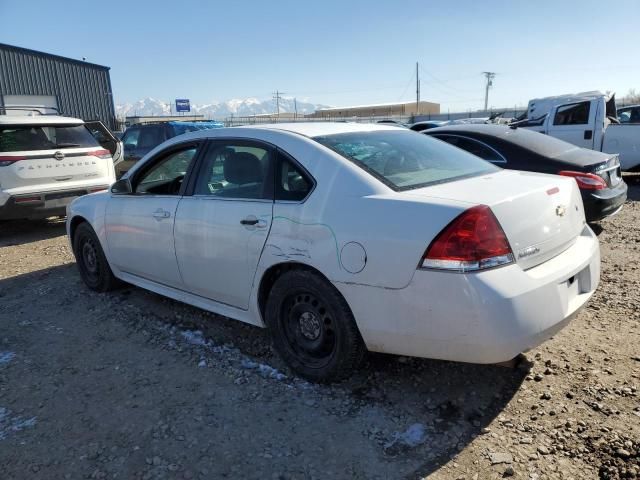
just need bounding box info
[115,97,329,119]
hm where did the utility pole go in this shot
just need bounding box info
[482,72,496,111]
[272,90,285,116]
[416,62,420,115]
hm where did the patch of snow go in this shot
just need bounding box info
[180,330,209,346]
[176,329,289,382]
[0,352,15,365]
[0,407,36,441]
[384,423,428,452]
[240,359,287,381]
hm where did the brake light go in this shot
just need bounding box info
[14,196,42,204]
[0,155,26,167]
[86,149,112,159]
[558,171,606,190]
[422,205,514,272]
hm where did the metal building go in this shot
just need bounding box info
[0,43,116,129]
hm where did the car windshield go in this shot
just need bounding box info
[313,130,498,190]
[0,124,100,152]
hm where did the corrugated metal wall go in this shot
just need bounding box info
[0,43,116,129]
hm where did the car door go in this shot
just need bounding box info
[85,120,123,166]
[174,139,274,309]
[105,142,201,287]
[548,101,596,149]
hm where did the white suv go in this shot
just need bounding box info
[0,112,120,220]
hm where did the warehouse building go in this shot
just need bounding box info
[307,100,440,119]
[0,43,116,129]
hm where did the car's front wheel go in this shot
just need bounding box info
[72,222,119,292]
[265,269,366,382]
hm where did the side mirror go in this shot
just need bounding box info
[111,178,132,195]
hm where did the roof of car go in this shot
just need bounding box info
[0,115,84,126]
[249,121,401,137]
[426,124,607,160]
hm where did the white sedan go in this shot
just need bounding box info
[67,122,600,382]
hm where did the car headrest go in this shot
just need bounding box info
[224,152,263,185]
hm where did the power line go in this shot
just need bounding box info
[396,67,416,102]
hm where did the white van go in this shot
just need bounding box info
[0,110,120,220]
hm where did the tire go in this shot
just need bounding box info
[72,222,119,292]
[265,269,366,382]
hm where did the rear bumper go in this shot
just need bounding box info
[0,187,108,220]
[336,226,600,364]
[582,181,628,222]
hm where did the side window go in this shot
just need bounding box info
[275,152,313,201]
[194,143,270,199]
[122,129,140,149]
[436,135,505,163]
[553,102,591,125]
[135,146,198,195]
[618,110,631,123]
[137,126,164,150]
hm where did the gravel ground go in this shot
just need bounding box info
[0,178,638,480]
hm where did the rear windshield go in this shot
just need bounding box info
[313,130,498,190]
[0,124,100,152]
[496,127,576,157]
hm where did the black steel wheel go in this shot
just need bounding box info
[73,222,119,292]
[265,269,366,382]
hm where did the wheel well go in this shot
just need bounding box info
[257,262,333,319]
[69,216,88,242]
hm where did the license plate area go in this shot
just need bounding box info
[564,264,593,297]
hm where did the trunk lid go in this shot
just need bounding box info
[551,148,622,188]
[404,169,586,270]
[591,155,622,188]
[0,123,114,193]
[0,147,113,192]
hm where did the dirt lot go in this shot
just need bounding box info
[0,180,639,480]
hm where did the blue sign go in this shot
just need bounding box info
[175,99,190,112]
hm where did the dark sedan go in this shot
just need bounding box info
[424,125,627,222]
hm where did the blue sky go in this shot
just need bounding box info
[1,0,639,111]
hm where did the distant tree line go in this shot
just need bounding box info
[619,89,640,106]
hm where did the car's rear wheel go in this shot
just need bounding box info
[265,269,366,382]
[73,222,118,292]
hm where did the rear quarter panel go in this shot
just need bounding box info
[246,129,470,290]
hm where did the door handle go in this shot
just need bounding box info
[152,209,171,219]
[240,217,259,226]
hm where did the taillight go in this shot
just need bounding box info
[14,196,42,204]
[558,171,606,190]
[422,205,514,272]
[86,149,112,159]
[0,155,26,167]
